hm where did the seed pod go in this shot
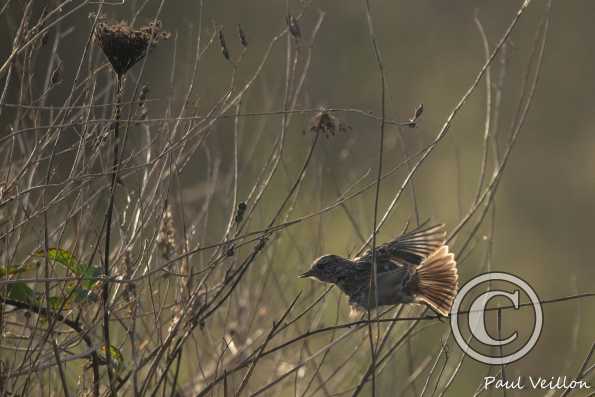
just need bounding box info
[413,104,424,120]
[139,84,150,104]
[408,103,424,127]
[50,60,63,85]
[219,28,230,61]
[286,15,301,40]
[238,24,248,48]
[235,201,247,223]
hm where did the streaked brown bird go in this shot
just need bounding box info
[299,224,458,317]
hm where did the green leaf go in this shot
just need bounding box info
[70,287,98,303]
[40,288,97,311]
[34,249,100,288]
[100,345,125,373]
[0,265,31,277]
[5,282,34,303]
[34,248,78,273]
[77,265,101,289]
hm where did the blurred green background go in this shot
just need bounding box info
[1,0,594,395]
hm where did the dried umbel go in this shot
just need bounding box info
[309,109,351,138]
[94,20,171,76]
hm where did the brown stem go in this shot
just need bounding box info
[0,297,100,395]
[103,73,123,396]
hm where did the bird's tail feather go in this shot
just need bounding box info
[411,245,458,316]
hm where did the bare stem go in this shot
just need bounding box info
[103,73,124,397]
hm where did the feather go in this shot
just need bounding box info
[409,245,458,316]
[356,223,446,266]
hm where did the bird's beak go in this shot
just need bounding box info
[298,270,314,278]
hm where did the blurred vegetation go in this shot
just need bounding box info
[0,0,593,396]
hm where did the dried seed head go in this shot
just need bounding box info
[123,248,136,307]
[219,28,230,61]
[413,103,424,119]
[235,201,247,224]
[309,109,351,138]
[286,15,301,40]
[94,20,171,76]
[408,103,424,128]
[50,60,63,86]
[156,205,176,259]
[41,31,49,47]
[139,84,150,103]
[136,105,148,124]
[238,24,248,48]
[136,85,150,124]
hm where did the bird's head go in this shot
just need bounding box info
[298,255,348,284]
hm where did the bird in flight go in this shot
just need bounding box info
[299,223,458,317]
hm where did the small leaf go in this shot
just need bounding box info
[77,265,101,289]
[0,265,30,277]
[6,282,35,303]
[100,345,125,372]
[34,249,100,288]
[34,248,78,273]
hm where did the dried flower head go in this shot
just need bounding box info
[286,15,301,40]
[238,24,248,48]
[156,205,176,259]
[218,28,231,61]
[50,59,63,86]
[309,109,351,138]
[135,84,150,124]
[94,20,171,76]
[235,201,247,224]
[139,84,150,103]
[408,103,424,128]
[122,247,136,309]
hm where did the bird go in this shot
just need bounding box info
[299,223,458,317]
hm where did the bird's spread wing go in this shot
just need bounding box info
[356,223,446,267]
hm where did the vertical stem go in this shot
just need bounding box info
[103,74,123,396]
[497,308,506,397]
[363,0,387,394]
